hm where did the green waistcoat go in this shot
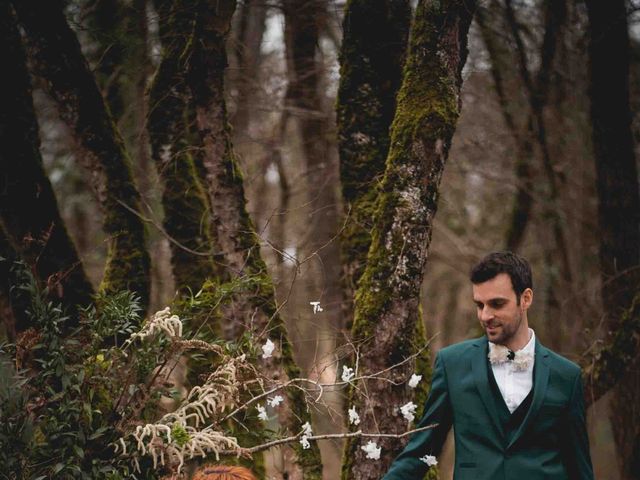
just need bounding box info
[382,337,594,480]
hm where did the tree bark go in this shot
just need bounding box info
[336,0,411,330]
[13,0,151,312]
[0,0,94,321]
[148,0,222,295]
[342,0,476,478]
[585,1,640,478]
[187,1,322,477]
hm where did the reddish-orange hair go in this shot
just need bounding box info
[192,465,257,480]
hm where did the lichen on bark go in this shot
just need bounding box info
[342,0,476,478]
[336,0,411,329]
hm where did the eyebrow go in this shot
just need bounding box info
[473,297,509,304]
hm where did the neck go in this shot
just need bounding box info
[503,324,531,351]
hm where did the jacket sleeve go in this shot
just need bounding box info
[382,352,453,479]
[560,371,594,480]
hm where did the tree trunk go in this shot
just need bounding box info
[281,0,344,353]
[584,1,640,478]
[230,0,267,134]
[0,0,94,321]
[342,0,476,478]
[13,0,151,312]
[187,1,322,477]
[336,0,411,330]
[148,0,222,295]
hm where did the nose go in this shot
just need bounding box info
[479,306,494,322]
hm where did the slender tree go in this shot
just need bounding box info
[282,0,343,335]
[336,0,411,329]
[585,1,640,477]
[187,1,323,477]
[12,0,151,312]
[342,0,476,478]
[0,0,94,323]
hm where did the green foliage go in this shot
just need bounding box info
[0,268,160,479]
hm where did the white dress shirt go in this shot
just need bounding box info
[489,328,535,413]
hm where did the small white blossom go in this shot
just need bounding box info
[400,401,418,423]
[309,301,324,314]
[267,395,284,408]
[256,404,268,421]
[348,406,360,426]
[261,338,275,359]
[341,365,355,383]
[300,436,311,449]
[419,454,438,466]
[302,422,313,436]
[361,441,381,460]
[408,374,422,388]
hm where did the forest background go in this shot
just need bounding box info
[1,0,639,479]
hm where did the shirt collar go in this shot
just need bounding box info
[520,328,535,355]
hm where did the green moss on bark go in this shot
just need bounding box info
[337,0,411,326]
[148,0,221,295]
[343,0,476,478]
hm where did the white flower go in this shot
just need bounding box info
[400,401,418,422]
[408,374,422,388]
[348,406,360,426]
[256,404,268,421]
[361,441,381,460]
[267,395,284,408]
[261,338,275,359]
[419,454,438,466]
[302,422,313,436]
[309,301,323,314]
[341,365,355,383]
[300,435,311,449]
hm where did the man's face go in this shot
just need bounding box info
[472,273,531,346]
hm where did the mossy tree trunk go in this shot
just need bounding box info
[0,1,94,323]
[148,0,222,295]
[585,1,640,478]
[13,0,151,313]
[187,1,322,477]
[342,0,476,478]
[336,0,411,329]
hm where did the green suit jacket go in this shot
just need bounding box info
[383,337,594,480]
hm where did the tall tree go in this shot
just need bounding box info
[148,0,221,294]
[342,0,476,478]
[13,0,151,312]
[585,1,640,478]
[0,0,94,323]
[336,0,411,329]
[187,0,323,477]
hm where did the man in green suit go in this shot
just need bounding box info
[383,252,594,479]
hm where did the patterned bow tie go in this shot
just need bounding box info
[488,343,533,372]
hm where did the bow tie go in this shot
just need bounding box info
[488,343,533,372]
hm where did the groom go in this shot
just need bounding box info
[383,251,594,479]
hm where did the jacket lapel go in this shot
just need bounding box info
[471,338,505,439]
[507,339,550,449]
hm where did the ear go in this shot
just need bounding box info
[520,288,533,310]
